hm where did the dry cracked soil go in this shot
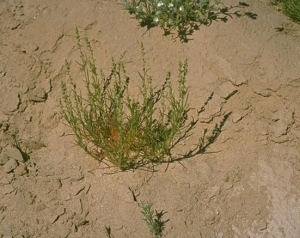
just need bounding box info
[0,0,300,237]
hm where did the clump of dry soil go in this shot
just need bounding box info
[1,0,300,237]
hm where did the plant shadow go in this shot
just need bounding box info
[13,136,31,162]
[169,111,231,164]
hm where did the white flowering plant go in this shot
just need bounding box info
[123,0,224,41]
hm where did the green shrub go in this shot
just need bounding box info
[60,29,225,171]
[282,0,300,22]
[271,0,300,23]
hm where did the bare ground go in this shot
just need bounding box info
[0,0,300,237]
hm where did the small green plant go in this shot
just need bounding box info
[271,0,300,23]
[60,29,225,171]
[140,202,169,238]
[123,0,224,40]
[104,202,168,238]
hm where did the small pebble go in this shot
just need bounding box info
[4,146,24,163]
[27,87,47,102]
[232,112,242,123]
[14,163,28,176]
[3,158,18,173]
[0,153,9,165]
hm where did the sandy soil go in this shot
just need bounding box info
[1,0,300,237]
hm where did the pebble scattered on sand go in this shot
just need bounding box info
[2,92,20,115]
[27,87,47,102]
[3,146,25,163]
[3,158,18,173]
